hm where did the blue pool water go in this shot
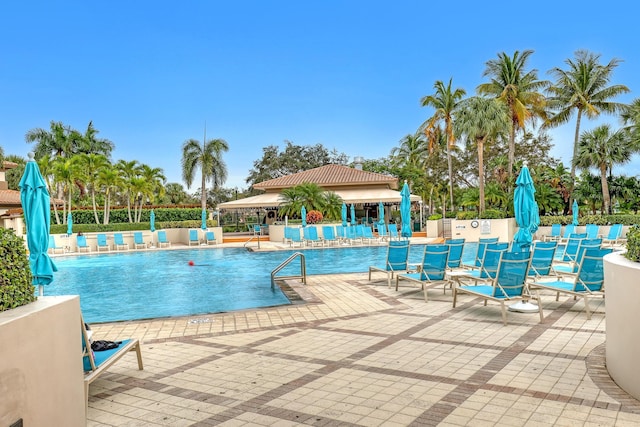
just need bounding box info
[49,243,477,323]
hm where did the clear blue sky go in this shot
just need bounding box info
[1,1,638,191]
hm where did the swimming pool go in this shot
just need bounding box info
[49,244,477,323]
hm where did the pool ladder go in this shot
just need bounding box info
[271,252,306,290]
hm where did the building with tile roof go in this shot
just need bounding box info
[218,164,421,210]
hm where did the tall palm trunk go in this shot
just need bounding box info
[477,137,485,214]
[200,169,207,210]
[91,188,100,224]
[600,163,611,214]
[570,109,583,181]
[446,146,454,211]
[508,123,515,184]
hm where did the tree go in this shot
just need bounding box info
[420,79,467,210]
[97,167,121,224]
[390,133,428,189]
[454,97,509,214]
[77,153,110,224]
[575,124,633,213]
[246,141,349,189]
[278,183,342,219]
[546,50,630,180]
[477,50,548,183]
[163,183,192,205]
[77,121,115,158]
[52,156,81,220]
[182,137,229,210]
[116,159,142,223]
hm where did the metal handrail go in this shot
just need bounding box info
[271,252,306,289]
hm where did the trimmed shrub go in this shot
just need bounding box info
[306,210,323,224]
[625,225,640,262]
[0,228,35,312]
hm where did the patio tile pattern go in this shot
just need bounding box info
[86,272,640,426]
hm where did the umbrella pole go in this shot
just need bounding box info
[39,285,44,297]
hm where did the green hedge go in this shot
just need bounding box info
[538,214,640,226]
[0,228,35,312]
[50,219,218,234]
[54,207,206,225]
[456,209,507,220]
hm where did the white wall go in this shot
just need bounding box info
[0,296,85,426]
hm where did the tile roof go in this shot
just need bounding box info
[0,189,22,206]
[253,164,398,191]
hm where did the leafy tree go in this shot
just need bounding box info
[162,183,192,205]
[246,141,349,189]
[420,79,467,210]
[52,155,82,219]
[116,159,141,222]
[4,154,26,191]
[181,137,229,210]
[574,172,603,214]
[477,50,548,184]
[546,50,630,180]
[97,167,122,224]
[575,124,633,213]
[454,96,509,214]
[534,181,564,215]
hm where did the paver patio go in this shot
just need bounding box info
[84,264,640,426]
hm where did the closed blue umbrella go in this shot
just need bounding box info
[341,203,347,227]
[19,154,58,296]
[150,209,156,246]
[150,210,156,232]
[400,181,412,238]
[66,212,73,235]
[572,200,579,226]
[350,204,356,225]
[301,206,307,227]
[201,209,207,230]
[378,201,385,227]
[513,163,539,252]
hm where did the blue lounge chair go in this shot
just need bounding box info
[601,223,623,246]
[289,228,304,247]
[527,241,558,279]
[377,224,389,241]
[335,226,349,245]
[133,232,146,249]
[544,224,562,242]
[303,226,323,246]
[158,230,172,247]
[368,240,411,287]
[453,251,536,325]
[321,225,338,246]
[387,224,399,240]
[560,233,587,262]
[347,225,360,244]
[585,224,600,239]
[96,234,110,252]
[396,244,449,301]
[114,233,129,251]
[362,226,377,244]
[48,235,64,254]
[532,247,613,320]
[77,235,91,252]
[462,237,499,269]
[81,314,143,412]
[559,224,576,244]
[454,242,509,285]
[188,229,199,246]
[553,238,601,276]
[444,238,465,269]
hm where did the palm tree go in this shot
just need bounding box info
[77,153,110,224]
[77,121,115,157]
[116,159,142,223]
[477,50,548,183]
[546,50,630,180]
[182,137,229,210]
[52,156,81,220]
[97,168,121,224]
[574,124,632,213]
[454,97,509,214]
[390,133,428,185]
[420,79,467,211]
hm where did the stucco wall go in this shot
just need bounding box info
[0,295,85,426]
[604,252,640,400]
